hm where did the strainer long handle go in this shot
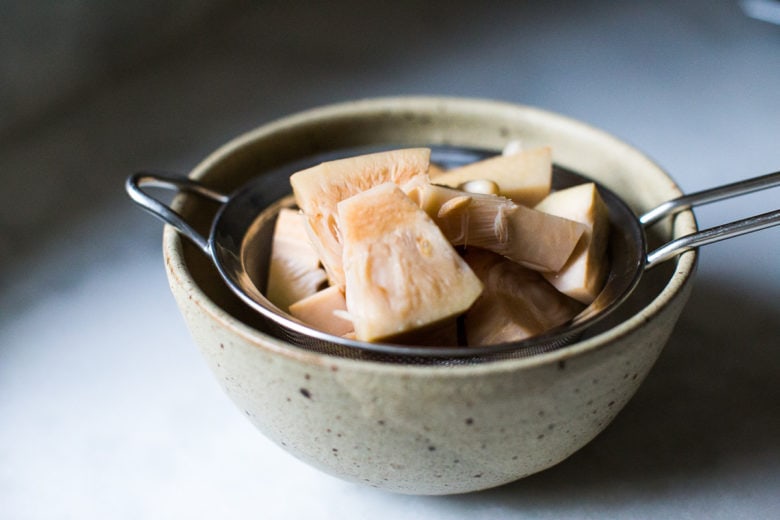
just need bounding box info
[126,171,229,254]
[641,170,780,269]
[640,170,780,226]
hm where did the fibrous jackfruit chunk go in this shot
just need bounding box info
[404,179,586,273]
[290,148,431,287]
[535,183,610,304]
[338,182,483,343]
[463,249,584,347]
[430,146,552,206]
[266,208,327,312]
[288,285,354,337]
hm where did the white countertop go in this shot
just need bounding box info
[2,2,779,518]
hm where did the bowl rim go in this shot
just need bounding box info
[162,95,698,374]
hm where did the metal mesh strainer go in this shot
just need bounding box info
[126,145,780,364]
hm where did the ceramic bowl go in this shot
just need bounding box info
[162,97,697,494]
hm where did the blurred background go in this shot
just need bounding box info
[1,1,778,518]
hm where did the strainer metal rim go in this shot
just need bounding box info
[210,148,646,360]
[128,145,647,360]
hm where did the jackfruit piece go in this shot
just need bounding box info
[535,183,610,304]
[290,148,431,287]
[337,182,483,343]
[288,285,355,337]
[463,249,584,347]
[404,179,586,273]
[266,208,327,312]
[430,146,552,206]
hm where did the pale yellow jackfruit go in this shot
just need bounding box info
[290,148,431,287]
[404,178,586,273]
[266,208,327,312]
[463,249,584,347]
[288,285,354,337]
[535,183,610,304]
[430,146,552,206]
[337,182,483,343]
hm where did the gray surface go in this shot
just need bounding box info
[1,1,779,518]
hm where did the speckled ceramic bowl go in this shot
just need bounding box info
[163,97,697,495]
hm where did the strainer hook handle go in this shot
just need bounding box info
[125,171,229,254]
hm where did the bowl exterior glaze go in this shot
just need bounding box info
[163,97,697,494]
